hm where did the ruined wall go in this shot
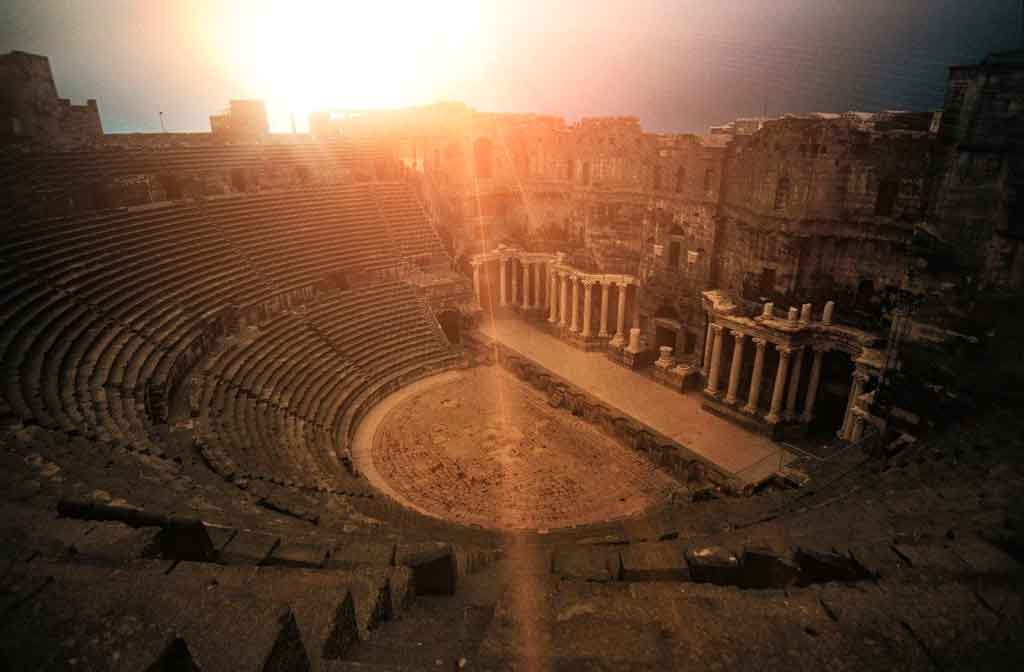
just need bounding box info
[926,52,1024,290]
[714,115,932,320]
[0,51,102,145]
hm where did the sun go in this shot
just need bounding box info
[226,0,484,131]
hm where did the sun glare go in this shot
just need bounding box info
[228,0,484,131]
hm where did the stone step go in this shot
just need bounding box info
[0,559,310,672]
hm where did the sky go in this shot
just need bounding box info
[1,0,1020,134]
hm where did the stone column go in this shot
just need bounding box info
[499,258,508,306]
[725,331,747,405]
[703,321,715,374]
[511,260,519,307]
[570,276,581,333]
[611,282,628,346]
[785,346,805,419]
[559,273,569,326]
[703,325,725,396]
[800,346,826,423]
[581,280,594,337]
[522,262,531,309]
[471,261,482,303]
[766,345,794,424]
[850,413,866,442]
[743,338,768,414]
[627,327,642,353]
[534,262,542,307]
[840,367,871,440]
[547,269,558,323]
[598,282,610,337]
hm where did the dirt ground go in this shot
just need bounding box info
[372,367,680,530]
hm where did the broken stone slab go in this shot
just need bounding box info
[172,562,361,668]
[795,548,872,584]
[551,545,621,582]
[395,542,458,595]
[265,541,331,568]
[952,536,1021,575]
[3,559,310,672]
[739,545,801,589]
[619,541,689,582]
[326,538,396,568]
[219,529,280,565]
[685,545,740,585]
[388,565,415,613]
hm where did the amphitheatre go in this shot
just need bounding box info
[1,33,1024,672]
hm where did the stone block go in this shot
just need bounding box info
[327,538,396,568]
[219,529,280,565]
[154,518,217,562]
[395,542,457,595]
[685,545,739,585]
[739,545,800,588]
[552,545,621,582]
[266,541,330,568]
[619,541,689,582]
[794,548,871,583]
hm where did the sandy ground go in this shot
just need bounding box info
[358,367,680,531]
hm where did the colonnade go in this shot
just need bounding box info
[702,322,871,439]
[546,270,634,346]
[470,250,639,348]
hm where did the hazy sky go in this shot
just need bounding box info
[1,0,1020,134]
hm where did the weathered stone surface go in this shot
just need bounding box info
[739,545,800,588]
[395,542,457,595]
[266,541,330,568]
[794,548,871,584]
[619,541,689,582]
[552,545,621,582]
[219,529,280,565]
[327,539,395,568]
[685,545,739,585]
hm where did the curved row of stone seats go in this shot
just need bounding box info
[204,182,398,291]
[374,182,448,264]
[11,139,388,185]
[193,280,458,492]
[0,201,264,449]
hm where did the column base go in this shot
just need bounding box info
[766,412,783,424]
[724,394,739,405]
[704,387,721,398]
[609,334,624,348]
[742,405,759,416]
[598,330,609,338]
[800,412,814,424]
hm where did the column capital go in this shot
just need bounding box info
[812,343,832,353]
[581,278,596,287]
[752,337,768,348]
[853,368,872,383]
[729,329,747,340]
[776,344,796,358]
[470,259,484,267]
[710,324,724,335]
[616,280,631,288]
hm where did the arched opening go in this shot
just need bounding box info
[668,241,682,269]
[474,138,493,179]
[875,178,899,216]
[230,167,248,192]
[437,310,461,344]
[774,175,791,211]
[158,173,182,200]
[703,168,716,194]
[856,278,875,309]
